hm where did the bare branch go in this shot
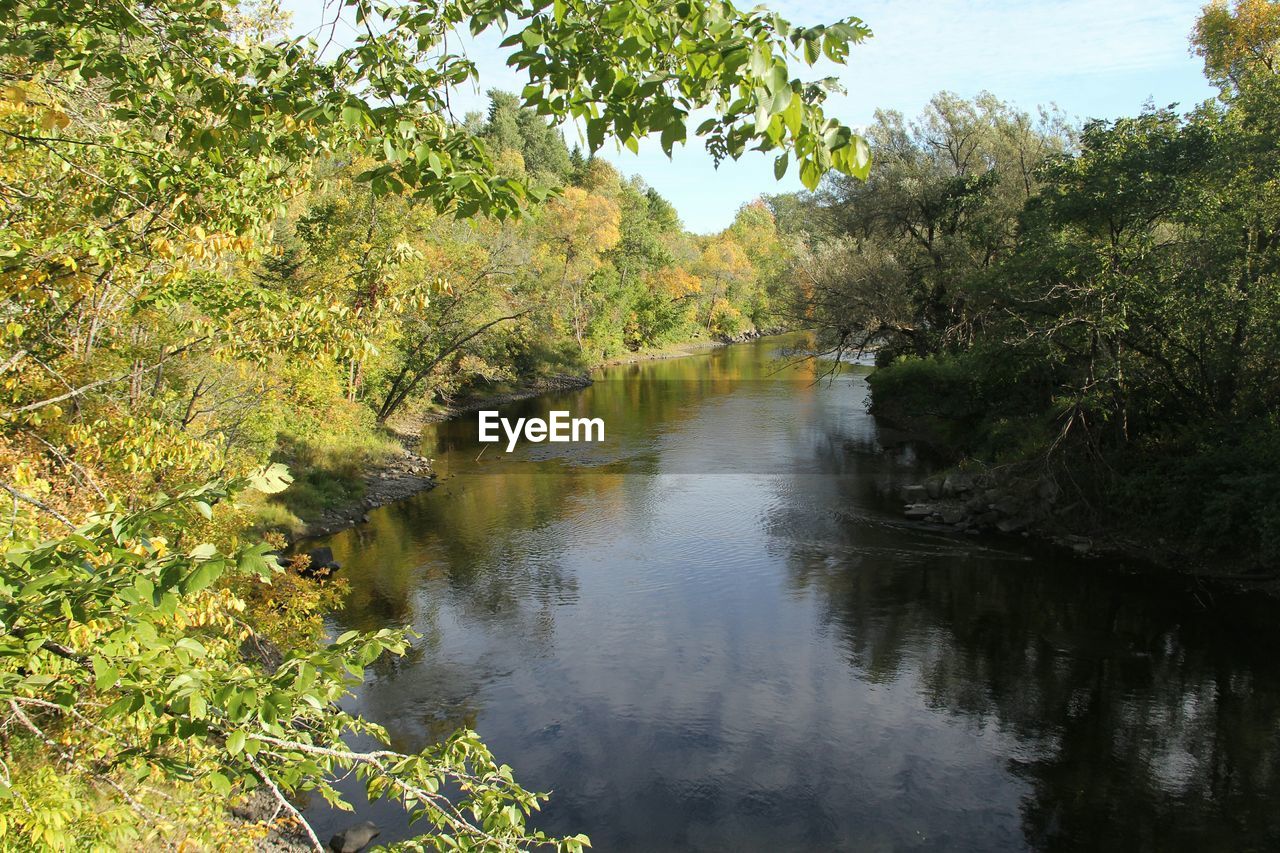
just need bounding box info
[0,480,74,529]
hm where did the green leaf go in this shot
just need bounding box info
[800,158,822,191]
[769,64,789,96]
[770,86,793,116]
[782,98,803,138]
[181,561,222,594]
[189,542,217,560]
[247,463,293,494]
[208,772,232,796]
[586,118,605,152]
[92,658,118,691]
[660,120,686,156]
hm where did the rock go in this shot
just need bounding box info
[900,484,928,503]
[904,503,936,520]
[940,505,968,525]
[306,546,337,567]
[239,633,284,675]
[925,478,943,499]
[1062,534,1093,555]
[1036,479,1061,504]
[964,495,986,513]
[300,546,340,579]
[328,821,381,853]
[976,511,1000,528]
[230,789,279,824]
[993,497,1024,517]
[996,516,1030,534]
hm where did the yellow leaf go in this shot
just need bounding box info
[40,110,70,130]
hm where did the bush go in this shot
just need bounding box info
[0,474,589,851]
[1109,422,1280,563]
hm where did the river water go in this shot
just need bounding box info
[309,333,1280,851]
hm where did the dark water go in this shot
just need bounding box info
[310,334,1280,852]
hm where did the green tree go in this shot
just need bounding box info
[482,90,573,184]
[1,0,879,845]
[788,92,1071,357]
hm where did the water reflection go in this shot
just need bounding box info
[309,334,1280,851]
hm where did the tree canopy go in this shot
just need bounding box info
[0,0,873,848]
[778,0,1280,563]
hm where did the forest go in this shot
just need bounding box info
[0,0,868,848]
[2,0,1278,849]
[777,0,1280,567]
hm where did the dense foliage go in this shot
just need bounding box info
[0,0,871,848]
[780,0,1280,565]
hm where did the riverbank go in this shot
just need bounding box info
[290,376,592,542]
[599,328,783,366]
[291,446,437,540]
[412,374,595,431]
[878,414,1280,596]
[290,332,790,542]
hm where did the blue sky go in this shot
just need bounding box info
[280,0,1217,233]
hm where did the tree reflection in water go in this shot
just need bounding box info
[308,334,1280,851]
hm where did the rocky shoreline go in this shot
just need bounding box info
[294,449,437,541]
[893,464,1280,595]
[601,327,790,367]
[292,375,597,543]
[896,469,1095,554]
[419,373,594,427]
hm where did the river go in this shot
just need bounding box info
[307,333,1280,851]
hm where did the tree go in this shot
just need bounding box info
[0,471,590,851]
[728,200,787,325]
[777,5,1280,561]
[482,90,573,184]
[787,92,1072,357]
[535,188,622,347]
[1,0,880,845]
[696,235,755,335]
[1194,0,1280,91]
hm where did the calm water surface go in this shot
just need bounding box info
[309,334,1280,851]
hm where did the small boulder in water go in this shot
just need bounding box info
[328,820,380,853]
[300,546,340,579]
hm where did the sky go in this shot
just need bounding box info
[280,0,1218,233]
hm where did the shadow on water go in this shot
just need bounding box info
[305,333,1280,852]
